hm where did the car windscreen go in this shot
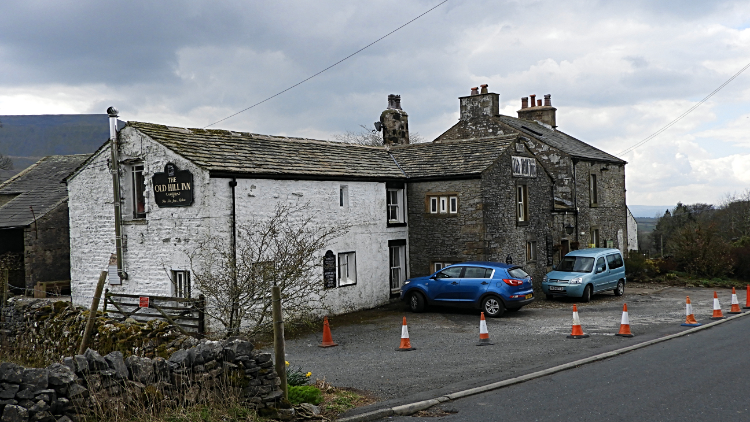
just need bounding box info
[508,267,529,278]
[558,256,595,272]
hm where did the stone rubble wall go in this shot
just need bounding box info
[0,339,282,422]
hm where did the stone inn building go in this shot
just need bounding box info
[66,87,627,320]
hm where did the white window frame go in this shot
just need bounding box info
[131,164,146,219]
[517,185,528,223]
[338,252,357,286]
[430,197,438,214]
[440,196,448,213]
[339,185,349,209]
[428,195,457,214]
[592,229,600,248]
[449,197,457,213]
[432,262,453,273]
[389,245,406,292]
[387,188,404,223]
[173,270,191,298]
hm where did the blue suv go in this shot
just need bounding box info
[400,262,534,317]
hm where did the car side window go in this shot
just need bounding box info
[508,267,529,278]
[436,267,463,279]
[606,254,623,269]
[464,267,490,278]
[595,257,606,273]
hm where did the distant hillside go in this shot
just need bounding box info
[0,115,118,183]
[635,217,658,235]
[629,205,673,218]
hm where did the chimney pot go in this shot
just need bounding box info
[387,94,402,110]
[544,94,551,107]
[529,94,536,106]
[471,87,479,96]
[521,97,528,109]
[480,84,488,94]
[537,99,542,107]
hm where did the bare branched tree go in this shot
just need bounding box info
[332,124,426,146]
[187,203,349,336]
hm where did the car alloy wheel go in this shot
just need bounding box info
[409,292,425,312]
[581,285,592,303]
[614,281,624,296]
[482,296,505,317]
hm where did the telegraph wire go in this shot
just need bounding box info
[618,60,750,157]
[203,0,449,129]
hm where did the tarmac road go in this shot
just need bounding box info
[387,308,750,422]
[264,283,745,417]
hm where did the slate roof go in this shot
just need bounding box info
[127,122,405,180]
[0,154,90,228]
[390,135,515,179]
[494,115,626,164]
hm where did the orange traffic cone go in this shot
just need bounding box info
[729,287,742,314]
[681,296,701,327]
[396,317,416,351]
[318,316,338,348]
[615,304,634,337]
[567,305,589,339]
[744,285,750,310]
[711,291,725,320]
[476,312,494,346]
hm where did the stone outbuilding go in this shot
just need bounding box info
[0,154,89,294]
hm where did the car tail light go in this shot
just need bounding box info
[503,279,523,286]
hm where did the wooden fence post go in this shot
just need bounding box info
[78,271,107,355]
[197,294,205,335]
[272,285,288,400]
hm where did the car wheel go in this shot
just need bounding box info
[581,285,592,303]
[482,296,505,317]
[545,293,554,300]
[614,280,625,296]
[408,292,426,313]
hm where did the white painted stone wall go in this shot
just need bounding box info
[68,126,408,322]
[627,207,638,252]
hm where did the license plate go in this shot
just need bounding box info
[525,294,533,299]
[549,286,564,291]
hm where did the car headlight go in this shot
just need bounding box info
[403,280,411,285]
[569,277,583,284]
[542,275,548,283]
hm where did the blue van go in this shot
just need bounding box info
[541,248,626,302]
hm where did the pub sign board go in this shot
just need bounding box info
[323,250,337,289]
[152,163,194,207]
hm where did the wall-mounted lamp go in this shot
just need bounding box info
[564,223,575,236]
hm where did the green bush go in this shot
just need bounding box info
[288,385,323,405]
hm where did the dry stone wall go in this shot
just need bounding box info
[0,339,283,421]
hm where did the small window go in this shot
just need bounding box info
[387,189,405,223]
[339,185,349,209]
[338,252,357,286]
[517,185,529,223]
[590,174,598,206]
[436,266,463,279]
[508,267,529,279]
[389,245,406,292]
[432,262,451,272]
[427,195,458,214]
[595,257,606,273]
[173,270,191,298]
[132,165,146,219]
[430,197,438,214]
[526,241,537,262]
[606,254,623,269]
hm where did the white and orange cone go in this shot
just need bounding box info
[711,291,725,320]
[744,285,750,310]
[681,296,701,327]
[396,317,416,351]
[476,312,494,346]
[567,305,589,339]
[318,316,338,348]
[615,304,634,337]
[729,287,742,314]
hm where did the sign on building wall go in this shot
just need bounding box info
[512,156,537,177]
[323,250,337,289]
[152,163,194,207]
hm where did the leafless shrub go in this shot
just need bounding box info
[332,124,425,146]
[187,203,349,336]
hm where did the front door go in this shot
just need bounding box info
[430,266,464,302]
[591,257,608,292]
[460,266,492,302]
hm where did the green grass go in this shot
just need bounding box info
[288,385,323,405]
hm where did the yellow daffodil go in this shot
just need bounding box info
[285,361,289,366]
[306,372,312,377]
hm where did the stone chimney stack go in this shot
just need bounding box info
[517,93,557,128]
[380,94,409,145]
[459,84,500,121]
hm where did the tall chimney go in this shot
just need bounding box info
[517,93,557,129]
[521,97,528,109]
[459,84,499,121]
[380,94,409,145]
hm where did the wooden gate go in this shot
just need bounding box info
[103,290,205,335]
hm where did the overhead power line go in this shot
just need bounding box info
[618,60,750,156]
[204,0,449,129]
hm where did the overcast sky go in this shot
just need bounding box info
[1,0,749,208]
